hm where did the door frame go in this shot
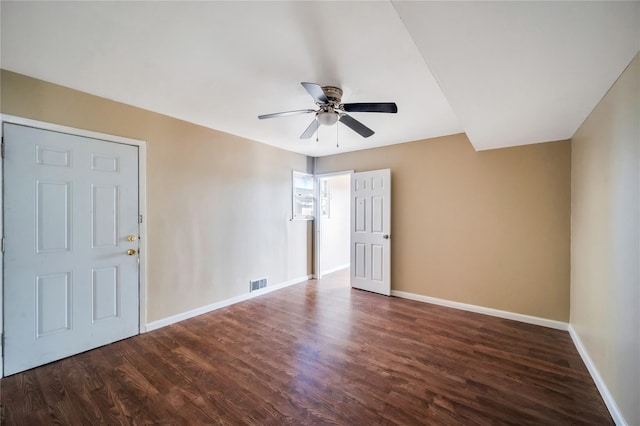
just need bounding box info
[314,170,353,279]
[0,114,148,377]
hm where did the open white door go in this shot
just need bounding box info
[350,169,391,295]
[3,123,140,375]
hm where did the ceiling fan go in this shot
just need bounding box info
[258,82,397,139]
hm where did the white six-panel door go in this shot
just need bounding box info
[3,123,140,375]
[351,169,391,295]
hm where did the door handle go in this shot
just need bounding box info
[383,234,390,240]
[127,249,137,256]
[127,235,137,242]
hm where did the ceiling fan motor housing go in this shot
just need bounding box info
[321,86,343,106]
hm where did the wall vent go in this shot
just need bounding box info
[250,277,268,292]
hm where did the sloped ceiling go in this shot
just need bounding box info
[1,1,638,156]
[393,1,640,150]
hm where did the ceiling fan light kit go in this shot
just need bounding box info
[258,82,397,140]
[317,110,339,126]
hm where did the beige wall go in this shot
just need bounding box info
[571,53,640,425]
[1,70,313,323]
[316,134,571,321]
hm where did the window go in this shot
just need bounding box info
[292,171,314,220]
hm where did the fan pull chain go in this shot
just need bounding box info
[336,118,339,148]
[316,117,319,143]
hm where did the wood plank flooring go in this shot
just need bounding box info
[1,269,612,425]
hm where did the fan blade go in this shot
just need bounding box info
[339,114,374,138]
[258,109,315,119]
[300,118,320,139]
[301,82,328,104]
[341,103,398,113]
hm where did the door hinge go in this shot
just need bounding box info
[1,333,4,357]
[138,215,143,224]
[1,138,5,158]
[1,237,4,253]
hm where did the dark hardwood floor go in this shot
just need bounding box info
[1,269,612,425]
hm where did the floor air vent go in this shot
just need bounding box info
[250,277,268,292]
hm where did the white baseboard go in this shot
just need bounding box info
[145,275,312,332]
[568,325,627,426]
[390,290,569,331]
[320,263,350,276]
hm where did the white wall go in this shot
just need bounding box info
[571,53,640,426]
[319,174,350,275]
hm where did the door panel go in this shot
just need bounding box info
[355,197,366,232]
[372,196,384,233]
[36,272,72,336]
[3,123,140,375]
[372,244,384,282]
[92,184,118,247]
[350,169,391,295]
[37,180,72,252]
[92,266,119,321]
[354,243,366,278]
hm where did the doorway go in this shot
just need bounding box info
[315,168,392,296]
[316,172,352,278]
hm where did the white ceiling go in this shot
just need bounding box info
[1,1,638,156]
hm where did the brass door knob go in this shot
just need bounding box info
[127,249,137,256]
[127,235,137,242]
